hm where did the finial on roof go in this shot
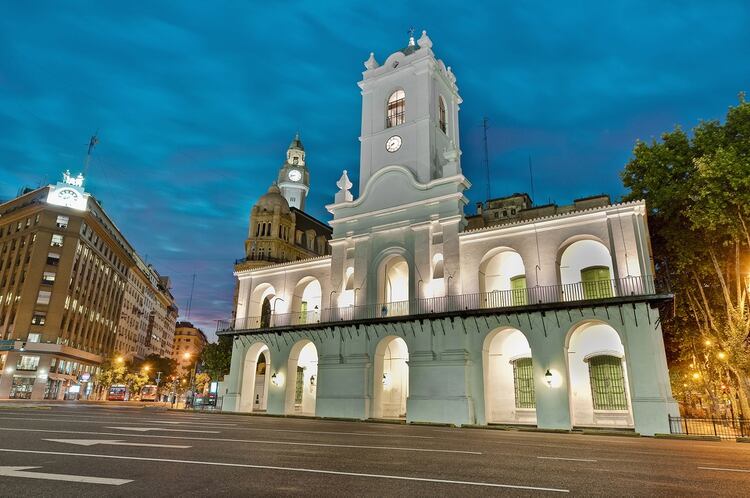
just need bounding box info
[335,170,353,203]
[408,27,416,46]
[365,52,379,70]
[417,30,432,49]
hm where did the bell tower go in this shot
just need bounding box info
[277,133,310,211]
[357,30,462,193]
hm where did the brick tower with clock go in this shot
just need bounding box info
[277,133,310,211]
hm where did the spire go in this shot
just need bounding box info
[288,131,304,151]
[335,170,353,203]
[407,27,415,46]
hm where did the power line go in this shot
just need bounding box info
[186,273,197,320]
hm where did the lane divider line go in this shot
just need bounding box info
[0,448,569,493]
[0,427,479,455]
[537,456,598,463]
[698,466,750,473]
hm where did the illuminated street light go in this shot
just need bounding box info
[692,372,701,380]
[704,340,712,347]
[115,356,124,364]
[717,352,727,360]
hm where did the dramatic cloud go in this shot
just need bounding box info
[1,1,748,339]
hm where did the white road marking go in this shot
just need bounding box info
[0,426,478,454]
[45,439,191,449]
[0,466,131,486]
[0,416,434,438]
[150,420,237,426]
[538,456,598,462]
[698,466,750,473]
[0,449,569,492]
[107,427,220,433]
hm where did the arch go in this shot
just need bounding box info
[438,95,447,134]
[386,89,406,128]
[291,276,322,324]
[428,253,445,298]
[372,336,409,419]
[377,252,410,316]
[482,328,536,424]
[285,340,318,416]
[248,283,276,328]
[479,248,527,307]
[566,321,633,428]
[239,342,271,413]
[558,238,615,300]
[338,267,356,308]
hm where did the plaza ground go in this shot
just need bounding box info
[0,403,746,496]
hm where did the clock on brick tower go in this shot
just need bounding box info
[277,133,310,211]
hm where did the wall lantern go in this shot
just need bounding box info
[544,369,553,387]
[309,375,316,387]
[5,367,13,374]
[271,373,282,386]
[382,372,391,386]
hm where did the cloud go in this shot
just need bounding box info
[1,1,748,340]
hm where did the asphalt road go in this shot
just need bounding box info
[0,403,746,496]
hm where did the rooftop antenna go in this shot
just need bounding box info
[83,132,99,179]
[528,155,536,207]
[483,117,491,202]
[186,273,196,320]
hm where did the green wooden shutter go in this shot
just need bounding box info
[510,275,527,306]
[512,357,536,409]
[299,301,308,324]
[294,366,304,404]
[580,266,613,299]
[588,355,628,410]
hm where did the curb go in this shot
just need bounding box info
[654,433,722,442]
[581,430,641,438]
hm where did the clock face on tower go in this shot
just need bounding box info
[57,188,79,204]
[385,135,402,153]
[288,169,302,182]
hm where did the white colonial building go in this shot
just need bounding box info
[219,31,678,435]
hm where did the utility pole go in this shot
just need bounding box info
[83,133,99,178]
[482,117,491,201]
[186,273,196,320]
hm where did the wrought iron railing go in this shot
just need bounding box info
[668,415,749,439]
[218,275,659,332]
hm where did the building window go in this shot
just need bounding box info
[27,333,41,343]
[512,357,536,409]
[31,313,46,325]
[56,216,69,229]
[51,234,64,247]
[588,355,628,410]
[294,366,304,404]
[438,96,447,133]
[580,266,613,299]
[36,290,52,305]
[47,252,61,266]
[17,355,40,371]
[386,90,406,128]
[510,275,528,306]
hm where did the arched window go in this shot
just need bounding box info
[438,96,447,133]
[387,90,406,128]
[588,355,627,410]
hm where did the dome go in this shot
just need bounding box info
[255,184,290,214]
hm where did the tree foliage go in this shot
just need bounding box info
[200,336,232,380]
[621,94,750,416]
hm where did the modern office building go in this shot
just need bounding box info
[0,170,177,399]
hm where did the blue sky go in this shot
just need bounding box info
[1,2,748,340]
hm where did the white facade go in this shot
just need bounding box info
[221,32,678,435]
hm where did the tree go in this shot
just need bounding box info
[97,358,126,390]
[200,336,232,380]
[124,372,150,396]
[134,354,177,383]
[194,373,211,393]
[621,93,750,417]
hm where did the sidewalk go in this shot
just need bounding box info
[0,399,171,409]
